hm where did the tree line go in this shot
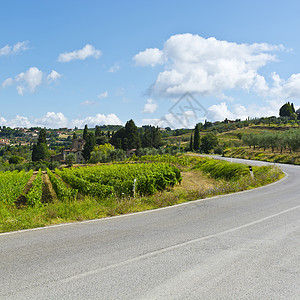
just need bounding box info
[242,129,300,153]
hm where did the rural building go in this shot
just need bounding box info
[51,138,85,164]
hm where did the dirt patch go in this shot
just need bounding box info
[178,170,215,192]
[42,173,57,203]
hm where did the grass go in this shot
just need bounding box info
[224,146,300,165]
[0,155,284,233]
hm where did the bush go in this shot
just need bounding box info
[9,155,25,164]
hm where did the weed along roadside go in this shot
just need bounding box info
[0,155,284,233]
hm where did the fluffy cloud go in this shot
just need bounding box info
[142,98,158,113]
[5,115,31,128]
[0,41,29,56]
[35,112,68,128]
[207,100,284,122]
[15,67,43,95]
[134,48,165,67]
[70,113,122,128]
[47,70,61,82]
[58,44,102,62]
[134,33,285,98]
[2,67,61,95]
[0,112,123,129]
[98,91,108,99]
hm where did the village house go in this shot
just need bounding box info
[51,138,85,164]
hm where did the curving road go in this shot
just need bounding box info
[1,158,300,299]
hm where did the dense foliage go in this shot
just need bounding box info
[0,169,33,205]
[26,169,43,206]
[47,168,78,201]
[56,162,182,198]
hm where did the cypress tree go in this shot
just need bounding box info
[83,124,88,140]
[82,132,96,161]
[32,129,49,161]
[193,124,200,151]
[291,103,295,113]
[190,133,193,151]
[95,126,102,137]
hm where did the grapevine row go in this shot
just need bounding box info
[47,168,78,201]
[0,170,33,205]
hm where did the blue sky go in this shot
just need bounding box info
[1,0,300,128]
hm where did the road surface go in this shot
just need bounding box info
[1,158,300,299]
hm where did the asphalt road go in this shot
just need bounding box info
[1,158,300,299]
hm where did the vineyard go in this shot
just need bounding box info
[55,162,182,198]
[0,162,182,208]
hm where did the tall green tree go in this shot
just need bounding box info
[124,119,140,150]
[32,129,49,161]
[83,124,88,140]
[193,124,200,151]
[291,102,295,113]
[190,134,193,151]
[82,132,96,161]
[95,125,102,137]
[72,132,77,140]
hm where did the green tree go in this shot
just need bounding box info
[82,132,96,161]
[32,129,49,161]
[65,153,76,167]
[201,133,218,154]
[72,132,77,140]
[279,102,294,117]
[38,128,47,144]
[125,119,140,149]
[95,125,102,137]
[291,103,295,113]
[83,124,88,141]
[193,124,200,151]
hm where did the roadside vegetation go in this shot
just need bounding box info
[0,154,283,233]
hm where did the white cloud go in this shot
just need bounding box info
[58,44,102,62]
[207,102,235,121]
[207,100,285,122]
[15,67,43,95]
[134,34,286,98]
[98,91,108,99]
[142,113,181,129]
[35,112,68,128]
[80,100,97,106]
[265,72,300,100]
[2,78,13,88]
[6,115,31,128]
[70,113,122,128]
[108,64,120,73]
[0,117,7,124]
[2,67,61,95]
[142,98,158,113]
[0,112,123,129]
[134,48,165,67]
[0,41,29,56]
[47,70,61,82]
